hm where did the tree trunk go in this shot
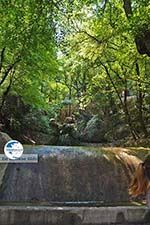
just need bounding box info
[0,70,15,113]
[101,63,139,140]
[123,0,132,18]
[123,0,150,57]
[135,63,148,137]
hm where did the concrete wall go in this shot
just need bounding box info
[0,146,141,202]
[0,206,149,225]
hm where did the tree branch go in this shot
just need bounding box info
[0,69,15,112]
[0,58,20,86]
[0,47,6,73]
[100,62,124,106]
[123,0,132,18]
[80,30,103,44]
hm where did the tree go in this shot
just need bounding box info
[57,0,150,139]
[0,0,57,110]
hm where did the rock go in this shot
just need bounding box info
[49,118,56,124]
[0,132,11,188]
[20,118,60,145]
[25,131,59,145]
[0,132,11,153]
[0,146,142,203]
[64,116,75,124]
[81,115,107,143]
[105,125,130,141]
[59,124,80,146]
[59,134,80,146]
[115,125,130,139]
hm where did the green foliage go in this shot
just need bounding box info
[22,109,51,133]
[1,0,150,141]
[55,0,150,140]
[0,0,58,109]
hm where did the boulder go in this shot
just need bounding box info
[21,119,60,145]
[25,131,59,145]
[59,134,80,146]
[59,123,80,146]
[105,125,130,142]
[81,115,107,143]
[0,132,11,153]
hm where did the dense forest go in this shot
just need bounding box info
[0,0,150,146]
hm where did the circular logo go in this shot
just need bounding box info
[4,140,24,160]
